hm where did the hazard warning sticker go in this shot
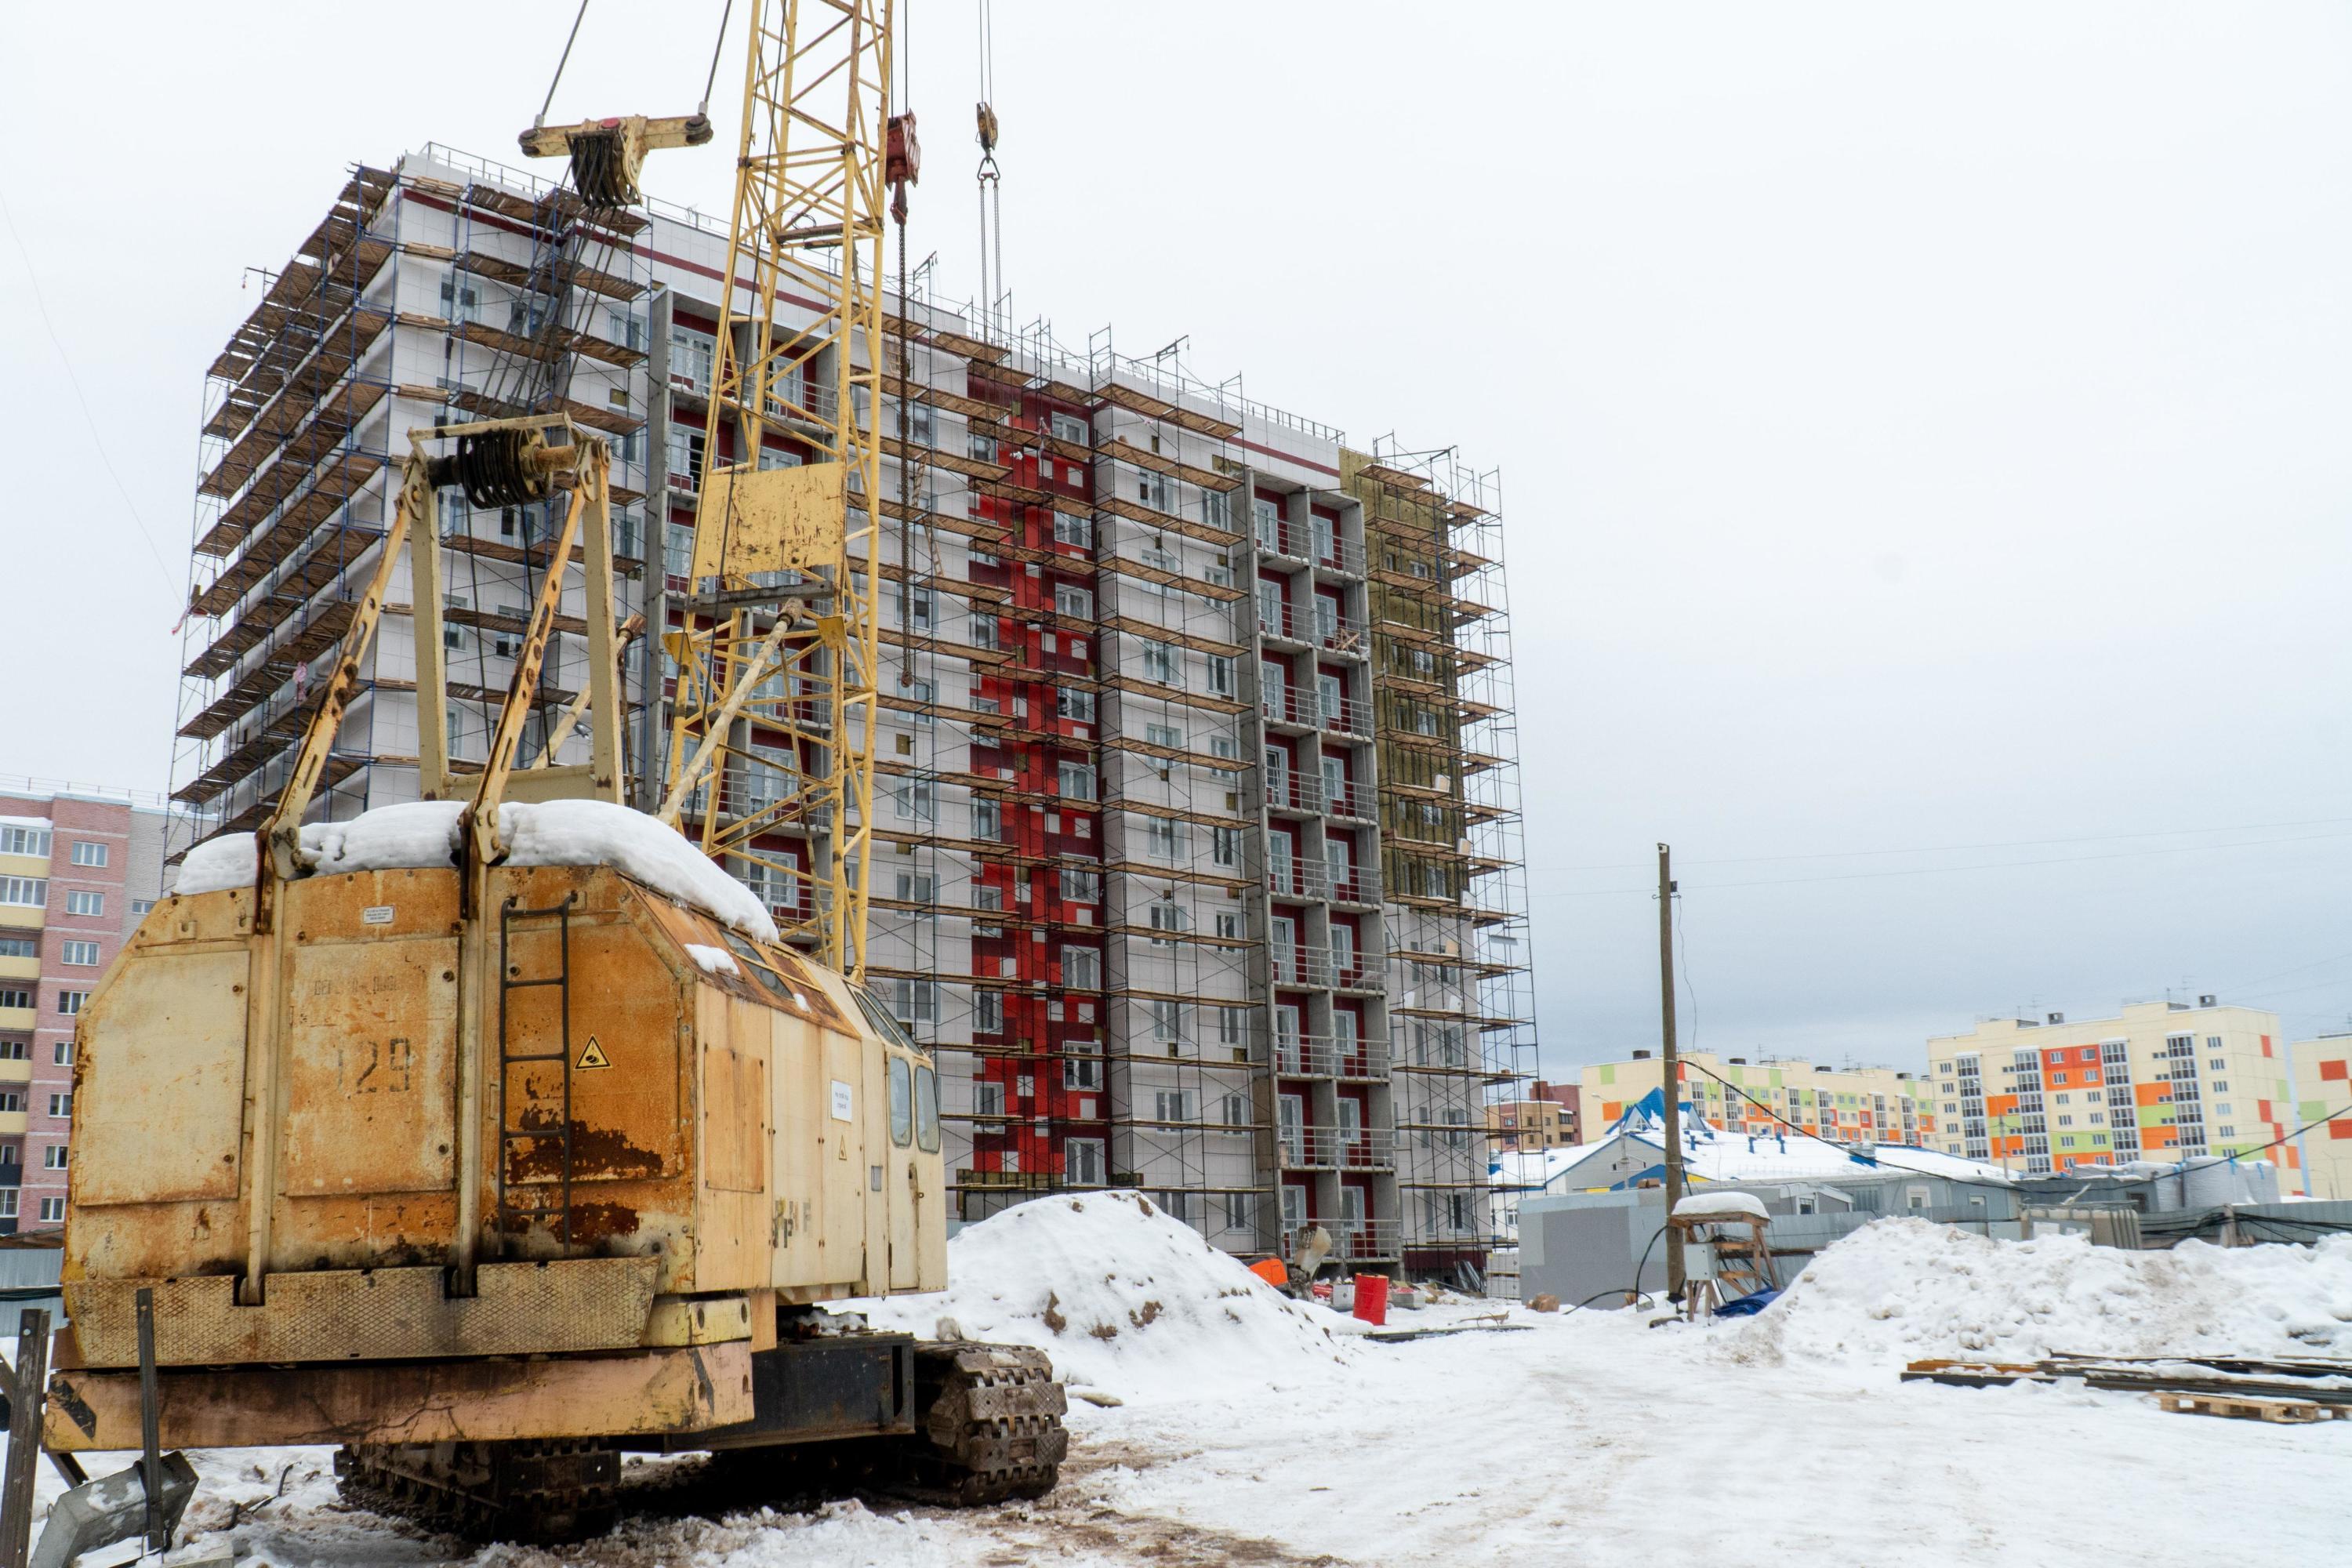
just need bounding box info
[575,1036,613,1071]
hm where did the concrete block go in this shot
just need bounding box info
[28,1454,197,1568]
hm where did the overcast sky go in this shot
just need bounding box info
[5,2,2348,1069]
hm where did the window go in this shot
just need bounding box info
[914,1064,941,1153]
[56,992,86,1015]
[1054,583,1094,618]
[60,942,100,967]
[439,274,481,324]
[51,1040,71,1065]
[669,324,716,394]
[0,878,46,907]
[891,872,937,904]
[1056,761,1097,801]
[38,1198,63,1225]
[887,1057,913,1147]
[42,1145,65,1171]
[69,842,107,868]
[887,978,938,1025]
[1053,512,1094,549]
[1211,826,1240,869]
[1063,1047,1102,1091]
[1150,999,1182,1041]
[893,778,936,822]
[1141,640,1178,684]
[130,899,154,917]
[1216,1007,1244,1047]
[0,938,32,959]
[0,1094,17,1112]
[1066,1137,1105,1185]
[0,1041,20,1060]
[1149,901,1187,946]
[1146,722,1183,751]
[1055,687,1095,723]
[0,828,50,857]
[974,1080,1007,1126]
[972,799,1002,841]
[1147,818,1183,858]
[1206,655,1235,697]
[65,891,103,917]
[975,989,1004,1034]
[1154,1090,1196,1123]
[47,1094,71,1120]
[0,990,27,1011]
[0,1193,13,1219]
[1061,946,1100,989]
[1058,869,1101,903]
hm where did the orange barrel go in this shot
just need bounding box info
[1352,1273,1388,1326]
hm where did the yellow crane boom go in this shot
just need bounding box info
[659,0,895,981]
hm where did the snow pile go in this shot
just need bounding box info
[174,798,778,942]
[1675,1191,1769,1220]
[848,1192,1362,1402]
[1721,1216,2352,1369]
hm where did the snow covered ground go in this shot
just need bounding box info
[27,1208,2349,1566]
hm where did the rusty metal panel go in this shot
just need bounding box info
[45,1342,755,1450]
[281,927,459,1196]
[702,1000,768,1194]
[496,877,684,1191]
[71,946,248,1206]
[64,1257,659,1367]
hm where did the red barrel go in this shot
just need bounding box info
[1352,1273,1388,1327]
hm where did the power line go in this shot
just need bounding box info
[1539,815,2352,877]
[1532,828,2352,898]
[0,183,180,597]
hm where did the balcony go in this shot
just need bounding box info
[1272,1034,1390,1080]
[1270,944,1379,992]
[1262,686,1368,736]
[1277,1127,1396,1171]
[1257,601,1304,644]
[1316,612,1370,657]
[1319,693,1371,739]
[1265,772,1320,815]
[1267,855,1330,901]
[1329,1219,1402,1262]
[1324,782,1373,821]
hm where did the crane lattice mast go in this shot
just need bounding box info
[662,0,895,978]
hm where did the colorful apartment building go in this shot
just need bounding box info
[162,146,1538,1277]
[1927,998,2300,1185]
[0,784,173,1232]
[2288,1030,2352,1200]
[1579,1051,1934,1148]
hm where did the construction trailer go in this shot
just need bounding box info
[162,141,1540,1287]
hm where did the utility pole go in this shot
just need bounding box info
[1658,843,1685,1299]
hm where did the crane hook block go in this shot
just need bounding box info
[887,114,922,188]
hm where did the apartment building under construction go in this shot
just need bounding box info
[165,144,1537,1276]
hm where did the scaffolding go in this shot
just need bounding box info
[1347,445,1538,1287]
[169,147,655,862]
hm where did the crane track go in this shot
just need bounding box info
[892,1341,1069,1504]
[336,1437,619,1545]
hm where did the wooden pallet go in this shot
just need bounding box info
[2156,1392,2340,1425]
